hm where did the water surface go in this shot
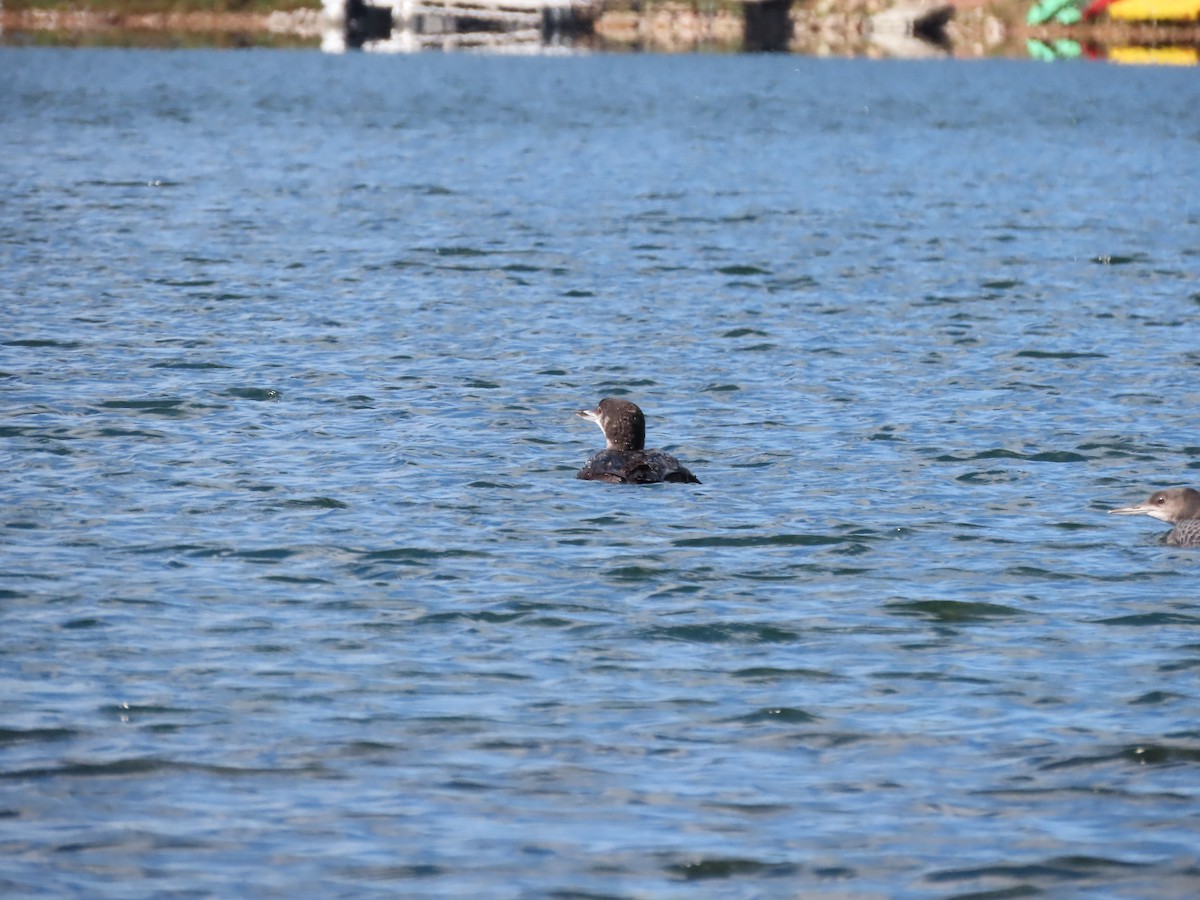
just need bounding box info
[2,49,1200,897]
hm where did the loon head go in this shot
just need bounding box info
[577,398,646,451]
[1109,487,1200,525]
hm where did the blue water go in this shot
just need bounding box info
[2,48,1200,897]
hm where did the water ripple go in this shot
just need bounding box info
[1,48,1198,899]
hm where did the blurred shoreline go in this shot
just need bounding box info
[2,0,1198,57]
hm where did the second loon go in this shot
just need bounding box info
[1109,486,1200,547]
[575,398,701,485]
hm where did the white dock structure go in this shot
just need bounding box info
[321,0,597,52]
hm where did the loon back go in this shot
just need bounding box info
[576,449,701,485]
[1167,519,1200,548]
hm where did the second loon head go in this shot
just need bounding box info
[1109,487,1200,524]
[577,398,646,451]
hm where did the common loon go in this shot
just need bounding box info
[1109,487,1200,547]
[575,398,700,485]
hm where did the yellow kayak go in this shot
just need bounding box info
[1107,0,1200,20]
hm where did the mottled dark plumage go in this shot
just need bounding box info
[575,398,700,485]
[1109,487,1200,547]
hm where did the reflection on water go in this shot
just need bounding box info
[321,0,980,55]
[1029,36,1200,61]
[323,0,597,53]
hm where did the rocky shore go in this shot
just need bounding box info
[0,7,323,45]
